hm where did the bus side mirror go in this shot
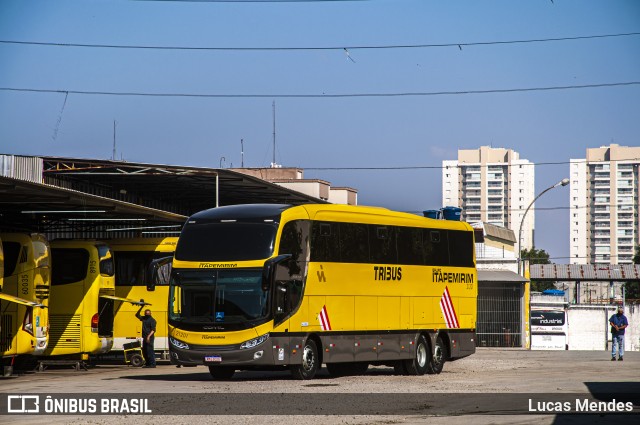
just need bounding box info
[262,254,292,292]
[147,256,173,291]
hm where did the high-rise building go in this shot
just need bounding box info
[442,146,535,252]
[569,144,640,264]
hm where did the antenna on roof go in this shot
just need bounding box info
[112,120,117,160]
[271,101,281,168]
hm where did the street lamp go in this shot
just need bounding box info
[518,178,570,275]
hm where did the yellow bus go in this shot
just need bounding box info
[152,204,477,380]
[0,233,50,361]
[109,237,177,357]
[45,240,118,357]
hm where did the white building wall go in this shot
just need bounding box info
[442,148,534,251]
[510,159,535,252]
[567,306,614,350]
[442,160,459,207]
[567,304,640,352]
[571,145,640,265]
[569,160,588,264]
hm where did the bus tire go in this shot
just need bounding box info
[291,339,319,380]
[403,335,429,376]
[130,354,144,368]
[426,336,446,375]
[209,366,235,380]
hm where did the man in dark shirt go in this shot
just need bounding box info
[609,306,629,361]
[136,306,157,368]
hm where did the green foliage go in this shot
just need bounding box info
[521,246,555,292]
[626,247,640,300]
[520,247,551,265]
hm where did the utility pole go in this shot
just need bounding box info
[112,121,117,160]
[241,138,244,168]
[272,101,276,167]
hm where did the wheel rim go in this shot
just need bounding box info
[302,345,315,371]
[416,343,427,367]
[433,344,443,365]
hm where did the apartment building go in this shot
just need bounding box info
[443,146,535,252]
[569,144,640,264]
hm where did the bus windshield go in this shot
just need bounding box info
[175,223,277,262]
[169,269,269,325]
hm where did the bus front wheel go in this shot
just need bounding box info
[209,366,235,380]
[403,335,429,376]
[291,339,319,380]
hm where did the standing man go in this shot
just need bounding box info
[609,306,628,361]
[136,305,157,368]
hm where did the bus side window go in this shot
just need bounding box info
[310,222,340,262]
[423,229,450,266]
[339,223,369,263]
[369,226,397,264]
[448,230,474,267]
[397,226,424,266]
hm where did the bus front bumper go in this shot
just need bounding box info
[169,337,289,367]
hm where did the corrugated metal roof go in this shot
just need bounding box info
[478,270,528,283]
[483,222,517,243]
[530,264,640,281]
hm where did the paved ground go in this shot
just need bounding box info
[1,348,639,424]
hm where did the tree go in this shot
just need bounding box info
[521,247,555,292]
[626,247,640,301]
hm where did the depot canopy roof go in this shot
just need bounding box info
[41,157,326,217]
[0,175,187,232]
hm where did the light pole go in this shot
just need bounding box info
[518,178,570,275]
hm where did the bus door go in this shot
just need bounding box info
[110,239,176,353]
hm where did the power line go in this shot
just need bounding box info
[1,32,638,51]
[1,81,638,101]
[135,0,371,3]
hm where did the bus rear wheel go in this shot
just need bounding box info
[291,339,319,380]
[209,366,235,380]
[403,335,429,376]
[426,336,446,375]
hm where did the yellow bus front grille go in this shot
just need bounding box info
[48,315,82,349]
[1,314,13,352]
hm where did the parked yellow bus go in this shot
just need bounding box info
[45,240,118,357]
[152,204,477,380]
[0,233,50,361]
[109,237,177,357]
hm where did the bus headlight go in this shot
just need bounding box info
[240,334,269,350]
[169,337,189,350]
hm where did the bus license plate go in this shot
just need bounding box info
[205,356,222,363]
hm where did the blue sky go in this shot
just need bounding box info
[1,0,639,262]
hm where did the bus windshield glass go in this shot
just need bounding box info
[169,269,268,325]
[175,223,277,262]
